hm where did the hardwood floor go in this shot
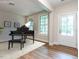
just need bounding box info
[18,44,78,59]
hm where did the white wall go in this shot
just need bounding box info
[48,11,55,45]
[27,11,48,42]
[0,11,25,42]
[49,0,78,48]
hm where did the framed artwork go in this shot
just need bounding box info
[4,21,11,27]
[14,22,20,28]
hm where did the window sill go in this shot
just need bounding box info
[38,33,48,36]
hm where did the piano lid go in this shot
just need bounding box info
[25,21,31,27]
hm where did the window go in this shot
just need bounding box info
[29,19,33,30]
[59,15,74,36]
[39,15,48,34]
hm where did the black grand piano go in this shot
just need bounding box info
[8,25,34,50]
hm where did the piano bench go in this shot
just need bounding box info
[8,39,25,50]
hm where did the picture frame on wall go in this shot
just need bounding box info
[14,22,20,28]
[4,21,11,27]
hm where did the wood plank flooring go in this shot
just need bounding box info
[18,44,78,59]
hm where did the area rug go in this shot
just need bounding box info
[0,39,45,59]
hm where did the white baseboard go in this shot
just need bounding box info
[35,38,48,43]
[52,41,77,48]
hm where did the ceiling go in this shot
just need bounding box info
[0,0,47,16]
[46,0,78,8]
[0,0,77,16]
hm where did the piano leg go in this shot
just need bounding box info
[24,35,27,43]
[33,35,34,43]
[20,42,22,50]
[11,42,13,48]
[23,43,24,48]
[11,35,14,48]
[8,41,10,49]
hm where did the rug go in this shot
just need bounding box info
[0,39,45,59]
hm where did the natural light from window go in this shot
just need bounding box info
[39,15,48,35]
[59,15,74,36]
